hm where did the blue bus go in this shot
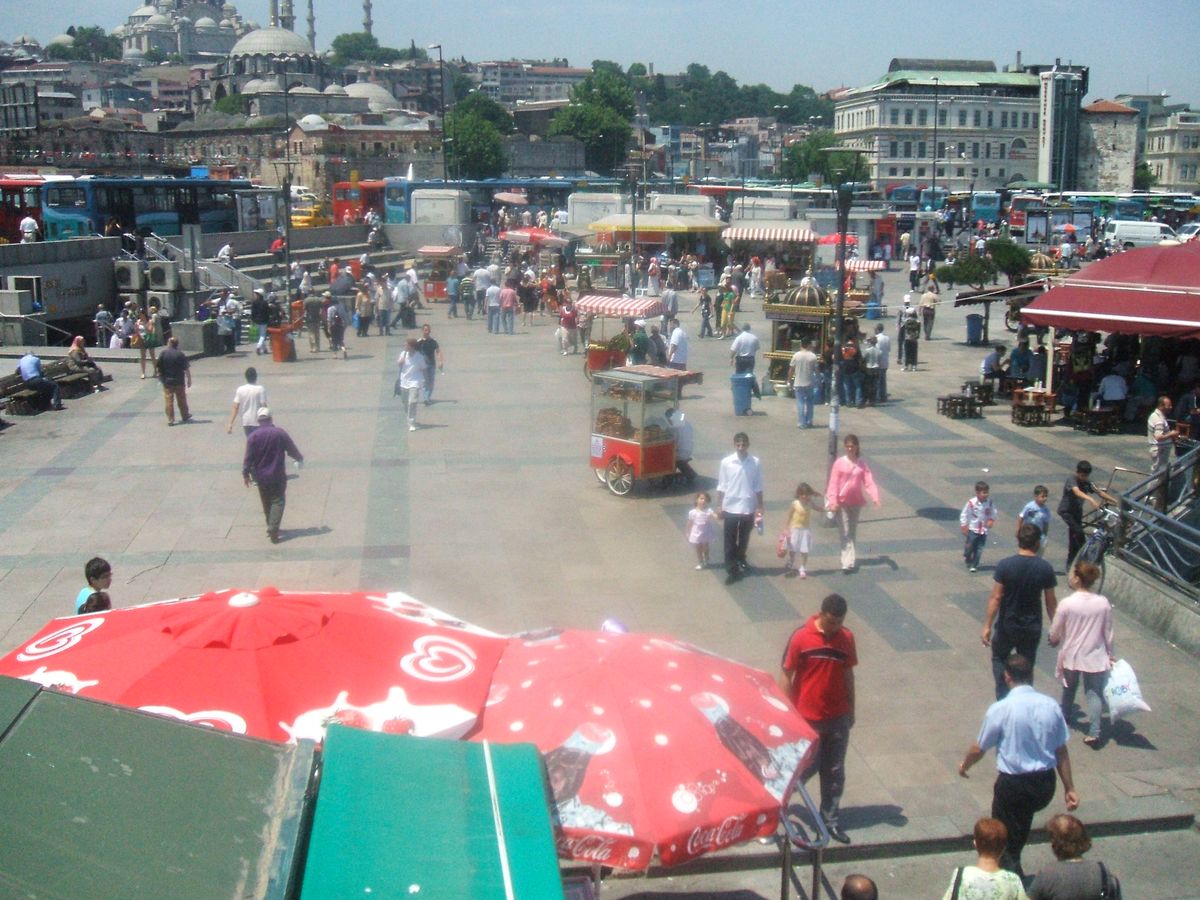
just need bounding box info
[918,186,948,211]
[970,191,1002,224]
[383,176,620,225]
[41,176,251,239]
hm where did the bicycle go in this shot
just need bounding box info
[1072,505,1121,591]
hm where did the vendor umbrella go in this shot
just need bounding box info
[576,294,665,319]
[818,233,858,246]
[0,588,506,744]
[843,258,886,272]
[470,629,818,870]
[499,227,569,249]
[493,191,528,205]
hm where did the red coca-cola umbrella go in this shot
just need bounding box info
[498,227,570,249]
[818,233,858,246]
[0,588,506,745]
[469,629,818,870]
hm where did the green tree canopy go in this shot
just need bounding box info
[572,69,635,120]
[44,25,121,61]
[1133,161,1157,192]
[548,102,630,175]
[213,92,251,116]
[451,91,513,134]
[445,110,505,179]
[780,131,865,184]
[936,253,998,290]
[986,238,1033,285]
[328,32,406,67]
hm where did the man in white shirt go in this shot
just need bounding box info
[667,317,689,370]
[1096,371,1127,409]
[730,324,762,399]
[472,265,491,314]
[19,214,39,243]
[217,242,235,266]
[1147,396,1178,476]
[874,324,891,403]
[715,432,764,584]
[396,337,429,432]
[227,366,268,436]
[788,338,818,428]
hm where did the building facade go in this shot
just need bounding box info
[1076,100,1138,192]
[1144,109,1200,192]
[478,60,589,106]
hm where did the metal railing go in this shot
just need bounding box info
[1106,445,1200,599]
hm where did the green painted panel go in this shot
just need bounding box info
[301,728,563,899]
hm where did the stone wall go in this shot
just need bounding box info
[1078,112,1137,192]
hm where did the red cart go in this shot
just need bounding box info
[415,245,465,303]
[576,293,665,380]
[590,365,702,496]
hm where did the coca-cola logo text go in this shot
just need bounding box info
[557,833,617,862]
[686,815,747,856]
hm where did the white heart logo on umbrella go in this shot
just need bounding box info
[400,635,477,682]
[16,618,105,662]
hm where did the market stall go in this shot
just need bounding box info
[762,282,867,391]
[721,221,818,282]
[589,365,702,495]
[415,245,466,303]
[575,293,666,378]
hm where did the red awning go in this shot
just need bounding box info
[575,294,665,318]
[416,245,463,257]
[721,224,818,243]
[844,258,886,272]
[1020,243,1200,338]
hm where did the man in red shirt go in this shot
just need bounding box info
[780,593,857,844]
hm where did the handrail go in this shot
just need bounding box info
[0,311,75,347]
[779,773,830,900]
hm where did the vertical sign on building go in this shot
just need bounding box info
[1037,72,1054,185]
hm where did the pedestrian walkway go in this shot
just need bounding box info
[0,271,1195,896]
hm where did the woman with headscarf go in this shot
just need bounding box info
[67,336,106,391]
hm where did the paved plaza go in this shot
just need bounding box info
[2,265,1198,896]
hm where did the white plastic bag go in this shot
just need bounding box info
[1104,658,1150,720]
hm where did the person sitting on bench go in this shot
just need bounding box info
[67,336,107,392]
[17,351,63,411]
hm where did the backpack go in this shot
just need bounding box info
[903,316,921,338]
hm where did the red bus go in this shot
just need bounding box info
[0,174,44,243]
[332,180,386,226]
[1006,193,1043,237]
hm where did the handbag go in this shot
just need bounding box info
[130,333,143,349]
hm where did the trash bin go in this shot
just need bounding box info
[731,372,755,416]
[865,298,881,320]
[966,313,984,346]
[268,326,297,362]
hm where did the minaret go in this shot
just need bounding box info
[363,0,373,36]
[280,0,295,31]
[269,0,278,27]
[306,0,316,51]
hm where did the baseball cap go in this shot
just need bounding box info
[257,408,271,420]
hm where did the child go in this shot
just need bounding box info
[960,481,997,572]
[694,288,714,339]
[687,492,718,569]
[1017,484,1051,556]
[75,557,111,613]
[784,483,822,578]
[79,591,112,613]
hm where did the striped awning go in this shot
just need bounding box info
[416,245,463,257]
[721,224,818,243]
[575,294,666,318]
[844,258,887,272]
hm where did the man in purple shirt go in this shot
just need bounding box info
[242,408,303,543]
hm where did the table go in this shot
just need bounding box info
[961,381,994,405]
[998,375,1029,396]
[1073,406,1122,435]
[1011,389,1057,427]
[938,394,983,419]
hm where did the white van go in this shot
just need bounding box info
[1103,220,1177,249]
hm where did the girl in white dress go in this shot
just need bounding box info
[686,491,718,570]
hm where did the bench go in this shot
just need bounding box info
[938,394,983,419]
[961,381,995,405]
[1,358,111,415]
[1071,406,1121,435]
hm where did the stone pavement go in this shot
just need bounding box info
[1,264,1197,896]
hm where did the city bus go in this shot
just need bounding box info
[969,190,1002,225]
[41,176,250,239]
[1005,192,1044,236]
[383,176,621,226]
[331,179,386,225]
[0,174,44,244]
[918,186,948,211]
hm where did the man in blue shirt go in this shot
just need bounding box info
[17,352,63,411]
[242,408,304,543]
[958,655,1079,878]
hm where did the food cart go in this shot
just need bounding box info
[762,282,869,392]
[590,365,702,496]
[415,245,465,303]
[576,293,665,379]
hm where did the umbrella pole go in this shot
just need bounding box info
[591,862,602,897]
[780,839,791,900]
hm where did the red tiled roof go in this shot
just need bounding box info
[1082,100,1138,115]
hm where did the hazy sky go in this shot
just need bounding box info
[21,0,1200,107]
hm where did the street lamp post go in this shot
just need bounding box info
[272,57,296,299]
[427,44,447,181]
[930,76,940,206]
[827,181,854,473]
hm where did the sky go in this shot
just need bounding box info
[18,0,1200,108]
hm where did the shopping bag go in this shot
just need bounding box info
[1104,658,1150,720]
[247,324,259,342]
[776,531,789,559]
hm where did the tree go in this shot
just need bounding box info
[780,130,864,184]
[572,69,635,120]
[548,102,630,175]
[213,93,251,116]
[328,32,403,67]
[626,62,647,79]
[1133,161,1157,192]
[936,254,997,290]
[44,25,121,61]
[445,110,505,179]
[451,91,513,134]
[987,238,1033,285]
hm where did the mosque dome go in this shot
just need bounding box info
[344,80,399,111]
[131,5,158,18]
[298,113,327,127]
[322,83,347,95]
[290,85,319,94]
[194,16,218,30]
[123,47,146,60]
[145,13,171,26]
[221,1,237,14]
[48,33,76,47]
[229,26,312,56]
[240,77,270,93]
[219,18,233,27]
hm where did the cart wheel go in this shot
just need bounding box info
[594,466,608,485]
[605,459,634,496]
[1005,307,1021,333]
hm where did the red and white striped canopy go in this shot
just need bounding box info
[575,294,666,318]
[722,224,818,243]
[844,258,887,272]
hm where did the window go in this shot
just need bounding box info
[889,140,898,158]
[902,167,911,176]
[904,109,913,125]
[1011,138,1027,150]
[956,167,965,177]
[999,144,1006,159]
[998,168,1006,178]
[1021,112,1030,129]
[972,142,980,158]
[917,141,926,159]
[936,167,944,178]
[918,109,927,126]
[888,166,898,176]
[986,110,994,128]
[937,141,946,158]
[958,110,967,127]
[984,168,991,177]
[916,167,926,177]
[957,141,966,157]
[973,110,981,127]
[903,140,912,158]
[890,109,899,125]
[938,109,947,126]
[985,143,991,159]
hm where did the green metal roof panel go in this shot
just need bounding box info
[301,728,563,900]
[0,677,314,899]
[847,70,1040,95]
[0,675,38,734]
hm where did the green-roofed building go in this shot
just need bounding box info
[833,55,1088,196]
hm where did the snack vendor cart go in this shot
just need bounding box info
[576,293,666,379]
[590,365,702,496]
[762,282,869,392]
[415,245,465,302]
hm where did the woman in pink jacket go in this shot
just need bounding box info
[1048,560,1114,746]
[825,434,881,572]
